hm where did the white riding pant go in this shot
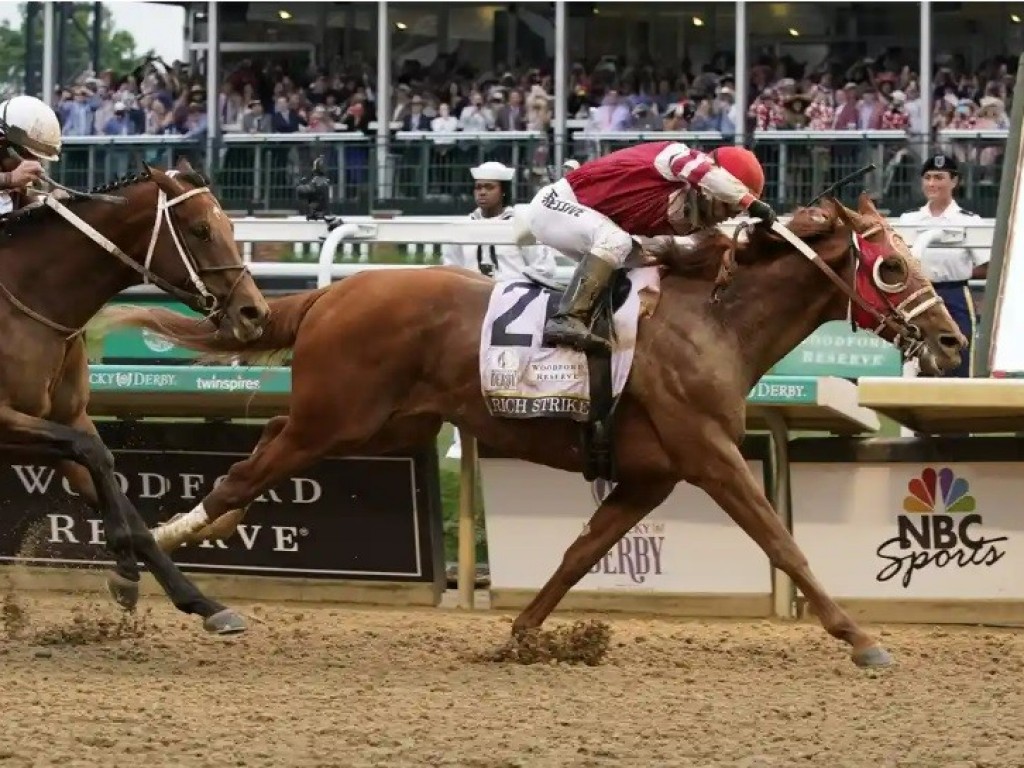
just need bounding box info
[525,179,634,268]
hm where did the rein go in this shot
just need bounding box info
[766,217,942,362]
[0,177,249,338]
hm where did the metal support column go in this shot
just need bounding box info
[205,0,219,173]
[734,0,747,145]
[25,3,39,97]
[376,0,391,201]
[91,2,102,73]
[55,2,67,92]
[919,1,932,157]
[764,410,793,619]
[553,0,567,170]
[42,2,56,103]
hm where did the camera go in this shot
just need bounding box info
[295,156,331,220]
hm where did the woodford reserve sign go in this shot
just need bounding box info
[0,421,445,588]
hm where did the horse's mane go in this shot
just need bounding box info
[660,205,844,281]
[0,166,208,239]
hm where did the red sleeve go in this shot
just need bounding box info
[652,142,714,186]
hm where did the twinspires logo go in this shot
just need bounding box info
[587,479,664,584]
[875,467,1008,588]
[196,376,261,392]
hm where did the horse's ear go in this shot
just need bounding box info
[857,191,881,217]
[835,201,870,233]
[175,156,195,173]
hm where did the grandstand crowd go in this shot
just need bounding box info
[50,48,1016,140]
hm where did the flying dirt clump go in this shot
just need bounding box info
[475,619,613,666]
[1,518,150,647]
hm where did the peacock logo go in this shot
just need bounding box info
[902,467,976,514]
[877,466,1006,588]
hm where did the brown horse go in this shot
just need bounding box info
[0,158,269,633]
[106,194,965,663]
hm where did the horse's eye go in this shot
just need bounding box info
[191,222,211,241]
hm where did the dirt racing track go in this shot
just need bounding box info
[1,586,1022,768]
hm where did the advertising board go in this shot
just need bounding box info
[0,422,445,602]
[769,320,903,379]
[478,437,774,617]
[789,437,1024,622]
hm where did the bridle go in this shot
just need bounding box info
[842,222,943,362]
[1,173,249,338]
[722,210,943,364]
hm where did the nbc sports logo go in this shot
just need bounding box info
[902,467,975,514]
[876,467,1006,588]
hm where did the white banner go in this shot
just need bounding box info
[989,119,1024,375]
[480,459,771,595]
[792,462,1021,599]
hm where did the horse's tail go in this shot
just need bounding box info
[95,287,329,364]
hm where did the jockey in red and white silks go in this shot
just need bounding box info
[525,141,776,354]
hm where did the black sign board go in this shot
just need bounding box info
[0,422,445,590]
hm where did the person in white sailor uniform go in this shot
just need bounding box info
[898,154,988,378]
[441,160,558,281]
[442,160,560,459]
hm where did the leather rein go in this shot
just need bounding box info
[724,213,943,363]
[0,176,248,339]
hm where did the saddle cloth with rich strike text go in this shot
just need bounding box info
[478,267,660,421]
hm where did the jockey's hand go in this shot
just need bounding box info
[747,198,777,227]
[11,160,44,188]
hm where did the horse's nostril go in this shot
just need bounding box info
[239,304,263,322]
[939,333,962,351]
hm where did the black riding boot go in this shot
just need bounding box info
[542,253,616,354]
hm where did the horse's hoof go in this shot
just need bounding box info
[852,645,894,668]
[106,572,139,611]
[203,608,248,635]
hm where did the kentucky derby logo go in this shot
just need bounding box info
[876,467,1007,588]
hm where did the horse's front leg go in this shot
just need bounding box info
[687,432,893,668]
[512,480,675,634]
[63,412,246,634]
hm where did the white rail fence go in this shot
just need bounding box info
[230,214,997,290]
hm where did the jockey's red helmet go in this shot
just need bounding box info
[712,146,765,199]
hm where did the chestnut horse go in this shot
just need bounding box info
[107,194,965,664]
[0,159,269,633]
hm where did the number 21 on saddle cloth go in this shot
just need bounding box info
[478,266,661,422]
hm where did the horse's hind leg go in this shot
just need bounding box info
[512,480,675,634]
[156,415,290,549]
[690,437,892,668]
[152,412,442,551]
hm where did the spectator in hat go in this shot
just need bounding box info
[898,154,987,377]
[102,101,137,136]
[881,91,910,131]
[241,99,271,133]
[401,94,430,131]
[60,86,94,136]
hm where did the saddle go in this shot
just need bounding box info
[520,267,633,483]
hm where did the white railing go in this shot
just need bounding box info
[115,213,996,295]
